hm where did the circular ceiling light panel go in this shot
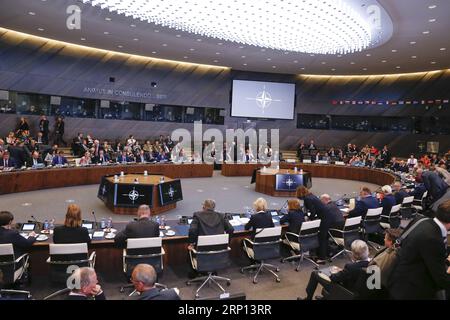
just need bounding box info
[82,0,393,55]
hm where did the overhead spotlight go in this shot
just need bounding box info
[150,82,157,88]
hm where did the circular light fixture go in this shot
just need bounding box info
[82,0,389,55]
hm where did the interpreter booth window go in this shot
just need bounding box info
[204,108,225,124]
[159,105,183,122]
[15,92,51,115]
[99,101,121,119]
[184,107,205,123]
[297,114,330,129]
[52,97,96,118]
[0,90,16,114]
[120,102,142,120]
[370,117,412,132]
[331,115,369,131]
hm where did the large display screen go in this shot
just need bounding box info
[158,179,183,206]
[231,80,295,119]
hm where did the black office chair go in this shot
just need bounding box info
[46,243,96,284]
[241,226,282,284]
[324,282,355,300]
[0,243,30,288]
[363,208,383,251]
[282,219,321,271]
[187,234,231,298]
[412,191,428,213]
[329,216,362,261]
[400,196,416,220]
[380,204,401,229]
[0,289,32,300]
[43,288,71,300]
[120,237,167,296]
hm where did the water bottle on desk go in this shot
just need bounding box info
[100,218,106,229]
[107,217,112,231]
[49,219,55,231]
[161,217,166,228]
[43,219,49,231]
[156,216,161,226]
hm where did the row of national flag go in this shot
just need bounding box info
[331,99,449,105]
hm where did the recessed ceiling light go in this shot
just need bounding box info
[154,30,160,33]
[430,61,436,64]
[428,18,436,22]
[272,66,276,68]
[37,28,44,31]
[391,49,397,52]
[362,68,367,70]
[350,61,355,64]
[293,60,298,63]
[117,45,123,48]
[300,67,305,70]
[243,63,247,66]
[215,52,221,55]
[217,42,223,45]
[381,60,387,63]
[28,12,36,15]
[103,31,109,35]
[321,61,326,64]
[284,52,289,55]
[428,5,437,9]
[213,59,219,62]
[422,31,430,34]
[151,51,157,54]
[266,58,271,61]
[130,24,136,27]
[410,41,416,45]
[396,66,401,69]
[162,43,168,46]
[239,46,244,49]
[261,48,266,52]
[411,55,417,59]
[331,68,336,71]
[241,55,246,58]
[337,54,342,57]
[196,39,202,42]
[81,37,86,41]
[105,17,111,21]
[133,38,139,41]
[183,56,188,59]
[189,48,195,51]
[310,54,315,57]
[440,48,446,51]
[176,34,181,37]
[366,53,371,56]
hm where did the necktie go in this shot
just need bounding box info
[34,159,37,165]
[6,160,8,167]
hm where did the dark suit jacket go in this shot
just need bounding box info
[138,288,180,300]
[136,154,150,163]
[0,227,36,257]
[26,156,44,167]
[381,194,396,216]
[389,219,450,299]
[92,154,110,164]
[53,226,91,244]
[279,210,305,234]
[52,156,67,165]
[330,260,369,293]
[188,209,234,244]
[55,121,64,134]
[39,119,49,134]
[422,170,448,201]
[301,193,327,220]
[66,291,106,300]
[1,158,17,168]
[114,217,160,247]
[394,189,409,205]
[348,195,380,219]
[244,211,274,231]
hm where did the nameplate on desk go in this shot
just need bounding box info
[92,231,105,238]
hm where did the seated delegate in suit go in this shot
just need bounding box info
[1,151,17,169]
[380,185,397,217]
[116,151,130,163]
[53,204,91,244]
[51,150,68,166]
[279,199,305,234]
[0,211,37,257]
[66,267,106,300]
[114,205,160,247]
[131,264,180,300]
[296,186,327,221]
[348,187,380,219]
[244,198,274,232]
[392,181,409,204]
[188,199,234,246]
[302,240,370,300]
[136,150,149,163]
[26,151,43,167]
[317,194,345,262]
[92,150,110,164]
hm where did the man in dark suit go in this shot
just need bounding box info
[114,205,160,247]
[116,151,130,163]
[188,199,234,246]
[39,115,49,145]
[317,194,345,262]
[26,151,44,168]
[92,150,109,164]
[392,181,409,204]
[348,187,380,219]
[0,211,36,257]
[422,169,448,202]
[136,150,149,163]
[66,267,106,300]
[388,200,450,300]
[131,264,180,300]
[51,150,68,166]
[1,151,17,169]
[302,240,370,300]
[380,185,397,217]
[54,117,65,146]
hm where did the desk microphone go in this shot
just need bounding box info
[31,215,39,223]
[30,215,42,230]
[279,200,288,214]
[92,211,98,230]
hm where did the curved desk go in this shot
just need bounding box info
[221,163,396,186]
[0,163,213,195]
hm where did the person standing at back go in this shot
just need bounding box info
[53,204,91,244]
[188,199,234,248]
[388,200,450,299]
[114,205,160,247]
[244,197,274,232]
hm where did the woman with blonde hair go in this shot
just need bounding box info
[244,197,274,232]
[53,204,91,244]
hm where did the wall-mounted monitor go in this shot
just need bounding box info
[231,80,295,119]
[158,179,183,206]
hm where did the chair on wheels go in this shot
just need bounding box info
[380,204,401,229]
[43,288,71,300]
[400,196,416,220]
[46,243,96,284]
[241,226,282,284]
[329,217,362,261]
[0,289,32,300]
[282,219,321,271]
[412,191,428,213]
[323,282,355,300]
[0,243,30,288]
[363,207,383,251]
[120,237,166,296]
[187,234,231,298]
